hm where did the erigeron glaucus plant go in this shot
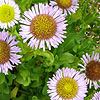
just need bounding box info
[49,0,79,15]
[0,0,20,29]
[19,4,67,51]
[0,0,99,100]
[47,68,87,100]
[0,30,22,75]
[79,51,100,90]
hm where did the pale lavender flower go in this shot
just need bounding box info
[19,3,67,51]
[49,0,79,15]
[0,30,22,75]
[79,51,100,90]
[0,0,20,29]
[91,92,100,100]
[47,67,87,100]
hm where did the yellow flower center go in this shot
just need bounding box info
[56,0,72,9]
[56,77,78,99]
[0,4,14,23]
[30,14,57,40]
[0,40,10,64]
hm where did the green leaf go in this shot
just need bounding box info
[95,49,100,54]
[13,94,26,100]
[32,96,39,100]
[30,80,42,88]
[2,83,9,94]
[59,52,76,65]
[73,45,81,53]
[31,73,39,81]
[80,38,93,51]
[97,81,100,86]
[16,75,31,87]
[15,0,32,13]
[6,73,16,85]
[34,50,54,66]
[0,93,10,100]
[16,70,31,86]
[42,85,48,95]
[69,9,82,24]
[45,66,52,72]
[0,73,5,85]
[32,0,48,4]
[62,33,78,52]
[20,70,30,80]
[11,87,19,99]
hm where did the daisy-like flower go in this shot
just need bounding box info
[19,4,67,51]
[0,0,20,29]
[91,92,100,100]
[49,0,79,15]
[79,51,100,90]
[47,68,87,100]
[0,30,22,75]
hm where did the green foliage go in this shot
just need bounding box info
[0,82,9,94]
[11,87,19,99]
[0,93,10,100]
[32,0,48,4]
[0,73,5,85]
[15,0,33,13]
[32,96,39,100]
[13,94,26,100]
[16,69,31,86]
[59,52,78,66]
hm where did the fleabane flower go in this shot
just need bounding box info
[47,68,87,100]
[79,51,100,90]
[49,0,79,15]
[0,30,22,75]
[19,4,67,51]
[0,0,20,29]
[91,92,100,100]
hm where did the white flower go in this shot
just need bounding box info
[19,3,67,51]
[49,0,79,15]
[0,30,22,74]
[0,0,20,29]
[47,67,87,100]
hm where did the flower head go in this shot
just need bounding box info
[79,51,100,89]
[20,3,67,51]
[0,0,20,29]
[0,30,22,75]
[49,0,79,15]
[47,68,87,100]
[91,92,100,100]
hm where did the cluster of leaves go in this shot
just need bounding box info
[0,0,99,100]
